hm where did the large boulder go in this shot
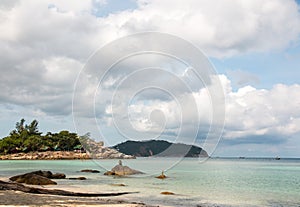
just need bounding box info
[105,161,143,176]
[30,170,53,178]
[27,170,66,179]
[10,173,57,185]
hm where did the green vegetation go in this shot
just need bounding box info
[0,119,82,155]
[113,140,208,157]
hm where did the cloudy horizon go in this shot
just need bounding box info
[1,0,300,157]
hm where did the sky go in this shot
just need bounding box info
[0,0,300,157]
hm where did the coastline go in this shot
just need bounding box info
[0,151,134,160]
[0,177,164,207]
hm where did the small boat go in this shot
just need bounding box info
[275,156,280,160]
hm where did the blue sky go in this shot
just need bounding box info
[0,0,300,157]
[212,49,300,90]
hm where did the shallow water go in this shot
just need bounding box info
[0,158,299,207]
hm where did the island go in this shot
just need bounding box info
[112,140,208,157]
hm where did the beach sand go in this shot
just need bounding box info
[0,190,158,207]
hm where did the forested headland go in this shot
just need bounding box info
[0,119,82,155]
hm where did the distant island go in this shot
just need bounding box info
[0,119,133,160]
[113,140,208,157]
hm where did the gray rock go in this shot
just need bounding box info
[10,173,57,185]
[79,137,135,159]
[27,170,66,179]
[105,163,143,176]
[51,173,66,179]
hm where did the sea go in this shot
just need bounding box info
[0,157,299,207]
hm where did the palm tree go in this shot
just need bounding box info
[26,120,42,135]
[15,118,25,134]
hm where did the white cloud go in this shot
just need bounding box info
[104,0,300,57]
[0,0,300,154]
[121,74,300,146]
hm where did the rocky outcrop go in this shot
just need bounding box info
[104,161,143,176]
[10,173,57,185]
[9,170,66,185]
[80,138,135,159]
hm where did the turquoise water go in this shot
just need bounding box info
[0,158,300,207]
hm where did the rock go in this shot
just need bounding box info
[9,170,66,185]
[80,169,100,173]
[68,177,86,180]
[104,162,143,176]
[0,147,134,160]
[0,151,91,160]
[10,173,57,185]
[80,137,135,159]
[156,174,167,179]
[30,170,53,178]
[52,173,66,179]
[25,170,66,179]
[111,183,126,186]
[155,171,167,179]
[111,165,142,175]
[160,191,175,195]
[104,171,116,176]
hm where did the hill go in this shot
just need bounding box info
[112,140,208,157]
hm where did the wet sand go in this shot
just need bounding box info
[0,190,157,207]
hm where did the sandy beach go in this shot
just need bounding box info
[0,190,157,207]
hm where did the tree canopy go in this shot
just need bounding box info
[0,119,82,155]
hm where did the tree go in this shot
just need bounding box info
[25,120,42,135]
[15,118,25,134]
[0,119,82,154]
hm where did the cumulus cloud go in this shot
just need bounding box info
[108,0,300,57]
[0,0,300,154]
[116,74,300,147]
[225,82,300,141]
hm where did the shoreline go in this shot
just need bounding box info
[0,151,134,160]
[0,178,163,207]
[0,190,158,207]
